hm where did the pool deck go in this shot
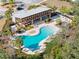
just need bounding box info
[13,22,60,54]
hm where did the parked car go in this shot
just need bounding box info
[17,7,24,10]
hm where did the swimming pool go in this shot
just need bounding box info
[19,26,56,51]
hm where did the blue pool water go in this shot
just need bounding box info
[19,26,56,51]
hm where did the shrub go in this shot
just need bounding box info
[28,5,40,10]
[60,6,71,14]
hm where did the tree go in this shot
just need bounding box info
[60,0,71,2]
[44,19,79,59]
[0,49,10,59]
[48,6,57,12]
[5,8,12,20]
[72,6,79,15]
[71,0,79,6]
[2,8,13,36]
[1,0,6,4]
[60,6,71,14]
[56,18,62,25]
[28,5,40,10]
[9,0,14,4]
[70,15,79,28]
[13,37,23,48]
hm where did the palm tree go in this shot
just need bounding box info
[5,8,12,20]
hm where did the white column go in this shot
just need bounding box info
[32,20,33,24]
[40,17,42,21]
[48,14,51,19]
[12,16,16,23]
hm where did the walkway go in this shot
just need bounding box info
[0,18,6,31]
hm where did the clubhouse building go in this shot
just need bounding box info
[12,5,52,25]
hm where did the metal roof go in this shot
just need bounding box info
[12,5,51,19]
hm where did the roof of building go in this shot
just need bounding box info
[15,0,42,4]
[12,5,51,19]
